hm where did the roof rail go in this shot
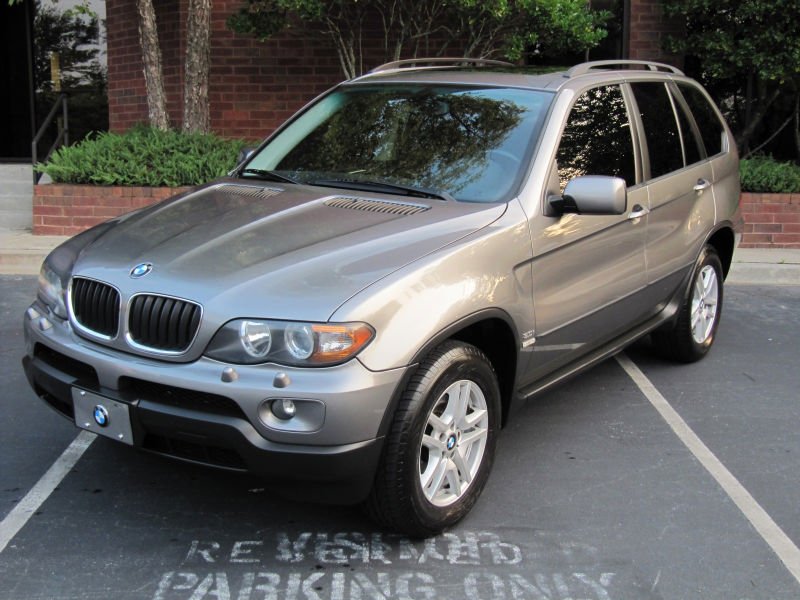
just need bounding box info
[566,60,684,78]
[369,57,513,74]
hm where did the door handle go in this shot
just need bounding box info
[627,204,650,220]
[693,178,711,192]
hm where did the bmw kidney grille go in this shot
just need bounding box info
[128,294,201,352]
[70,277,120,338]
[70,278,201,353]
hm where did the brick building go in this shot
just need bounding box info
[105,0,683,140]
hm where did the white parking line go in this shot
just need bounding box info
[0,431,95,554]
[616,352,800,586]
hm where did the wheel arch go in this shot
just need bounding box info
[706,225,735,279]
[409,309,520,429]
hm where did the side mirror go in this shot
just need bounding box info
[549,175,627,216]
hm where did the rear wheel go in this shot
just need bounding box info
[652,245,723,362]
[365,340,500,537]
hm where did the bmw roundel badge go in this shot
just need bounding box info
[93,405,109,427]
[130,262,153,278]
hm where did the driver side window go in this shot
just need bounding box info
[556,85,637,191]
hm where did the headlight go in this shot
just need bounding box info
[284,323,314,360]
[205,319,374,366]
[240,320,272,358]
[37,263,67,319]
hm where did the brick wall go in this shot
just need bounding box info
[33,184,189,236]
[107,0,187,132]
[627,0,684,66]
[108,1,690,139]
[207,3,346,140]
[740,193,800,248]
[106,1,466,140]
[107,0,346,140]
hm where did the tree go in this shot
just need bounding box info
[227,0,609,80]
[664,0,800,159]
[133,0,213,133]
[136,0,170,130]
[136,0,212,133]
[184,0,212,132]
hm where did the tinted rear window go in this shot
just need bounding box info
[673,98,703,166]
[631,82,684,179]
[679,84,726,156]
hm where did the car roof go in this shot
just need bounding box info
[346,60,689,93]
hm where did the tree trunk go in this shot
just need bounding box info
[184,0,211,133]
[136,0,169,130]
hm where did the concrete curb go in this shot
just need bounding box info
[0,230,68,276]
[727,263,800,286]
[728,248,800,286]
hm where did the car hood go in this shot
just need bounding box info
[71,180,507,323]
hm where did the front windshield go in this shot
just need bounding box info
[243,84,553,203]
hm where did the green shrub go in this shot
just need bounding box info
[740,157,800,194]
[36,126,249,187]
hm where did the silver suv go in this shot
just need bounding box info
[23,59,741,536]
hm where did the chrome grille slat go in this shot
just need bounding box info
[70,278,120,338]
[324,196,430,216]
[128,294,201,353]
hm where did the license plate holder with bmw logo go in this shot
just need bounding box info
[72,388,134,445]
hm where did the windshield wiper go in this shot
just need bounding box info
[309,178,455,202]
[239,168,299,184]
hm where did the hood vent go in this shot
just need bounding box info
[324,196,430,216]
[215,183,283,198]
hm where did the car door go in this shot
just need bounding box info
[628,81,717,306]
[525,83,649,381]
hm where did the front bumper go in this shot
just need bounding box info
[23,303,408,503]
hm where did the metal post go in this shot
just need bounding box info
[62,93,69,147]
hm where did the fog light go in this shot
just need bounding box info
[271,398,296,420]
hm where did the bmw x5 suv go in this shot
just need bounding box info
[23,59,741,536]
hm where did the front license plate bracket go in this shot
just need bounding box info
[72,388,134,445]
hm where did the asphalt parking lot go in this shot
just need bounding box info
[1,275,799,600]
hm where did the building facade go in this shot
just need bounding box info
[105,0,683,140]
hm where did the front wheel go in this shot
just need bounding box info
[364,341,500,537]
[652,245,724,362]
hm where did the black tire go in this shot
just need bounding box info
[652,244,724,363]
[364,340,501,537]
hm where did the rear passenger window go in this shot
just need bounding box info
[630,82,683,179]
[556,85,636,189]
[679,84,726,156]
[673,97,703,166]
